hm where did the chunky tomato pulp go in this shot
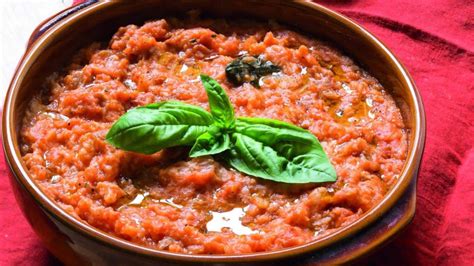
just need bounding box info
[21,18,407,254]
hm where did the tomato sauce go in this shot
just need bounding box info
[21,18,408,254]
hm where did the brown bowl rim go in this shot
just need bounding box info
[2,0,426,263]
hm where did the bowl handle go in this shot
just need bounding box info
[27,0,98,48]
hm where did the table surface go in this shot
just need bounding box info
[0,0,72,104]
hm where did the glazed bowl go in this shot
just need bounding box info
[2,0,425,265]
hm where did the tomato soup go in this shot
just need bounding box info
[21,18,408,254]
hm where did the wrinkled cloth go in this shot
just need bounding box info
[0,0,473,265]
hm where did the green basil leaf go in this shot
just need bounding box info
[200,74,235,128]
[106,101,213,154]
[235,117,318,144]
[226,117,337,183]
[189,130,231,158]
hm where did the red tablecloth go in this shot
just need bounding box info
[1,1,473,265]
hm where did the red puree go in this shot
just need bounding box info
[21,18,407,254]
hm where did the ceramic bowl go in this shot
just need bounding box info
[2,0,425,265]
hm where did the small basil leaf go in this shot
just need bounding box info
[189,131,231,158]
[226,118,336,183]
[225,55,281,87]
[200,74,235,127]
[106,101,213,154]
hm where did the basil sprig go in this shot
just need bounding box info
[106,75,336,184]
